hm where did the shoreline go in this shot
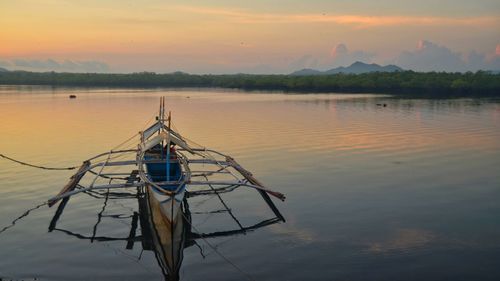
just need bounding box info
[1,71,499,97]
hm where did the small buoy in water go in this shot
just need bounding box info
[383,104,387,107]
[186,96,190,99]
[69,95,77,99]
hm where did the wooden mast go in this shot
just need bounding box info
[168,111,171,129]
[167,110,172,181]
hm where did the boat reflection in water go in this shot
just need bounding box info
[48,185,284,280]
[144,186,186,279]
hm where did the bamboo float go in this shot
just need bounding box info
[225,156,286,222]
[225,156,285,201]
[48,161,90,207]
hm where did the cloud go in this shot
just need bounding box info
[466,50,487,71]
[394,40,500,72]
[483,44,500,70]
[488,56,500,71]
[287,44,374,72]
[395,40,465,72]
[6,59,109,72]
[0,60,12,67]
[329,43,374,67]
[175,5,499,28]
[289,42,500,73]
[331,44,348,58]
[77,61,109,72]
[61,60,79,71]
[288,55,319,70]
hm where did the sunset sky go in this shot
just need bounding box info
[1,0,499,73]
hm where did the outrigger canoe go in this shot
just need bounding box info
[48,97,285,227]
[0,97,286,280]
[137,97,191,224]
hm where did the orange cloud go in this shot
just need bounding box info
[175,5,499,28]
[331,44,348,58]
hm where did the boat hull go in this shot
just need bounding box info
[148,184,186,224]
[145,186,186,280]
[144,154,183,189]
[143,147,186,223]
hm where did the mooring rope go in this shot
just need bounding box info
[0,153,79,170]
[111,132,139,151]
[181,212,255,281]
[0,201,48,235]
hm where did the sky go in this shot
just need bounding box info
[1,0,499,74]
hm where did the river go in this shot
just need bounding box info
[0,86,499,280]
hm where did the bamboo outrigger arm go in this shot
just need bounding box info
[187,180,285,201]
[48,182,144,203]
[48,148,285,205]
[178,147,286,201]
[48,154,286,206]
[48,100,285,217]
[48,161,91,207]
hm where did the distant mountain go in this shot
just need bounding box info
[0,67,8,72]
[289,68,323,76]
[291,61,403,76]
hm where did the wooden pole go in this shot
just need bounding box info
[48,161,90,207]
[168,111,171,129]
[126,212,139,249]
[166,142,170,181]
[225,156,285,221]
[159,97,162,121]
[48,197,70,231]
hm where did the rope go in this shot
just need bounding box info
[0,201,48,235]
[111,132,139,151]
[181,212,255,281]
[0,153,78,170]
[205,175,245,231]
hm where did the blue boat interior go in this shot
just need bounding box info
[145,144,183,191]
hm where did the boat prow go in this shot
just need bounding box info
[147,186,186,279]
[150,186,185,224]
[138,97,189,224]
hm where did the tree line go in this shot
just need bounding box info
[0,70,499,96]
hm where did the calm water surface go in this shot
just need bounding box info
[0,86,499,280]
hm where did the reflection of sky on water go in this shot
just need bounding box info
[1,87,500,280]
[368,228,435,254]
